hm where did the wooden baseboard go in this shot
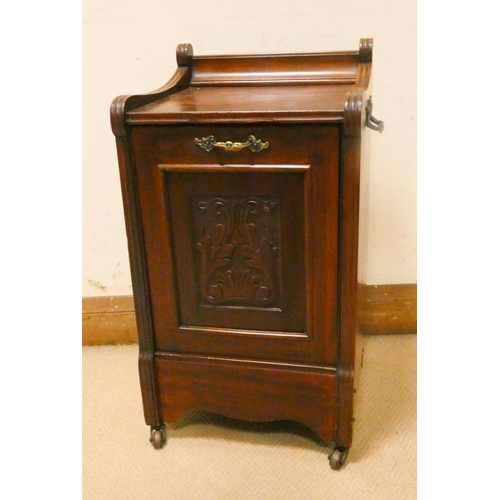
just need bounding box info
[82,296,137,346]
[357,283,417,335]
[82,284,417,346]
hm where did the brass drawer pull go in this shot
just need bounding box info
[195,135,270,152]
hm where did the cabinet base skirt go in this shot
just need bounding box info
[153,353,338,443]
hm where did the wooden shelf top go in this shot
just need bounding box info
[127,84,354,124]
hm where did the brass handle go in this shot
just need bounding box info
[366,96,384,133]
[195,135,270,152]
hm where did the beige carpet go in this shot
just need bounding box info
[83,334,416,499]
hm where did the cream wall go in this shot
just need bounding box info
[82,0,416,296]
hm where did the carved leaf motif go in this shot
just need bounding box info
[211,244,234,269]
[241,245,267,273]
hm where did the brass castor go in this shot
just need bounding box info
[328,447,349,470]
[149,424,166,449]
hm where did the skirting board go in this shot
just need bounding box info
[357,284,417,335]
[82,284,416,346]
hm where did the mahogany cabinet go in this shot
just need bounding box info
[110,39,383,470]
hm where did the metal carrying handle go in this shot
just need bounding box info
[195,135,270,153]
[366,96,384,133]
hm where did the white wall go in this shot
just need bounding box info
[82,0,416,296]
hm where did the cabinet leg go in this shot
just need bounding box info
[328,445,349,470]
[149,423,167,449]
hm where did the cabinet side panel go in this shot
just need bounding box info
[114,134,161,427]
[336,130,362,449]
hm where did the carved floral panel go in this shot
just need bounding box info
[193,196,281,308]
